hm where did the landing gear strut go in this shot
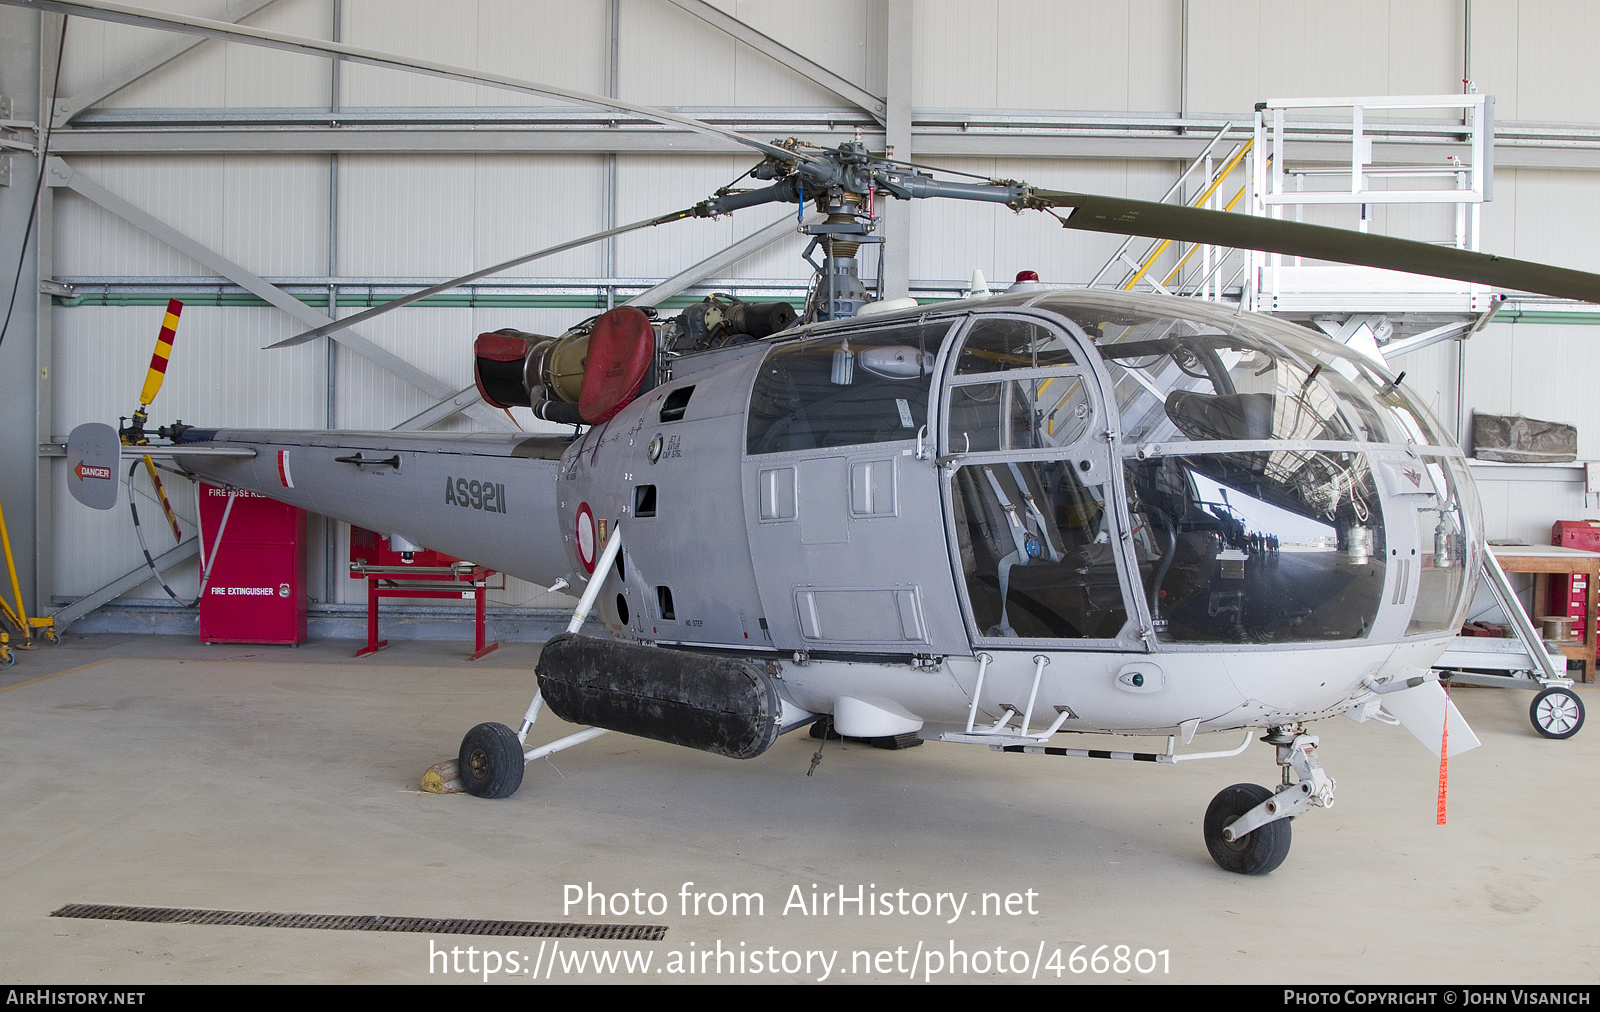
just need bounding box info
[1203,724,1336,875]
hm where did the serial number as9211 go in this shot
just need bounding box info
[445,477,507,513]
[1060,945,1168,975]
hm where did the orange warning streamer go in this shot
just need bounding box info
[1436,691,1450,825]
[139,299,183,407]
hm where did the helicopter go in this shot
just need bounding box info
[38,0,1600,876]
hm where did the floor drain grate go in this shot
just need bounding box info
[51,904,667,940]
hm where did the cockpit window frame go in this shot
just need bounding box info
[936,310,1150,652]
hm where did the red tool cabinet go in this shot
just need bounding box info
[197,483,308,644]
[1550,520,1600,641]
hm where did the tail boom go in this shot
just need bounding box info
[170,428,574,588]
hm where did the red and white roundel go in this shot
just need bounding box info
[576,502,597,573]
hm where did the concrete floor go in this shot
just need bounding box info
[1,632,1596,985]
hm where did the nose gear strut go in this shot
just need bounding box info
[1203,724,1337,875]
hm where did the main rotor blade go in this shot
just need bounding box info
[1034,190,1600,304]
[267,208,696,348]
[8,0,793,160]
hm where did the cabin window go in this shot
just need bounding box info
[1094,327,1358,446]
[950,459,1126,639]
[633,484,657,517]
[1406,456,1477,636]
[660,386,694,423]
[954,318,1076,374]
[1039,291,1448,448]
[1123,452,1386,643]
[946,372,1094,454]
[746,321,952,455]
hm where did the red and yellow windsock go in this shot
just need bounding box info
[139,299,183,408]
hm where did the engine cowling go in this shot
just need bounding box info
[473,298,799,425]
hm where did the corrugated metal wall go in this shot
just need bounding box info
[41,0,1600,616]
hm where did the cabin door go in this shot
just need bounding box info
[742,318,971,655]
[938,313,1144,649]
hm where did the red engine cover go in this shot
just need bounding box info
[578,306,654,423]
[474,329,536,409]
[473,329,534,362]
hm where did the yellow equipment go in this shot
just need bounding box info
[0,495,58,665]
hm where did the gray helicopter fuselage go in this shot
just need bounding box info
[176,289,1479,738]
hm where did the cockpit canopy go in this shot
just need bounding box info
[740,289,1477,649]
[1032,289,1446,449]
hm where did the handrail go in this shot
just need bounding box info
[1158,179,1250,294]
[1121,138,1254,291]
[1085,122,1237,288]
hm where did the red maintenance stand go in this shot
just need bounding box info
[197,483,307,645]
[348,527,499,660]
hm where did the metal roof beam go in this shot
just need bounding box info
[49,538,197,629]
[393,386,485,432]
[45,157,512,431]
[50,128,1600,170]
[51,0,280,126]
[662,0,885,124]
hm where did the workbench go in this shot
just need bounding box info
[1490,544,1598,682]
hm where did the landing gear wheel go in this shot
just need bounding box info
[1530,687,1585,739]
[809,716,842,740]
[1204,783,1292,875]
[458,722,526,799]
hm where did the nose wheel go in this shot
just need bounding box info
[1202,725,1335,875]
[1203,783,1291,875]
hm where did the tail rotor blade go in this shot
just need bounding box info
[138,299,183,408]
[141,455,183,545]
[17,1,794,161]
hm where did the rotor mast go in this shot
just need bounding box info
[696,140,1032,321]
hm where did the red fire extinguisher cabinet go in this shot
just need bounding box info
[197,483,308,644]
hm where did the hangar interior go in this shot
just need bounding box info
[2,0,1600,985]
[11,0,1600,629]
